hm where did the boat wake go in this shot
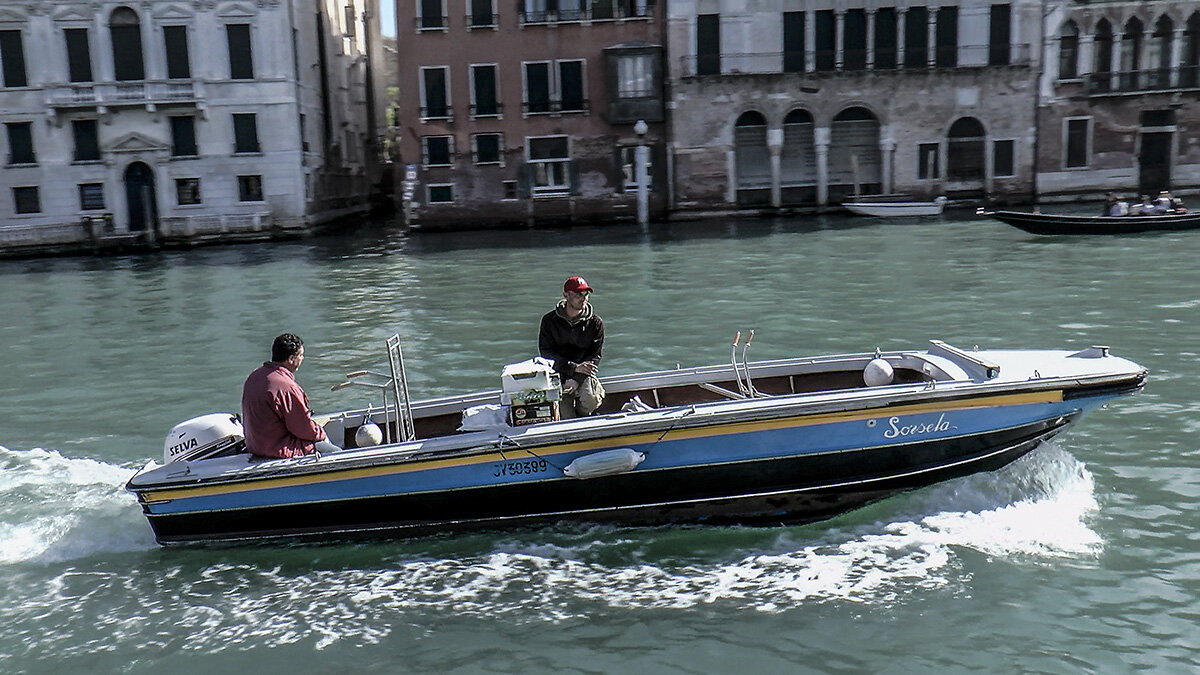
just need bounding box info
[0,442,1103,656]
[0,445,156,564]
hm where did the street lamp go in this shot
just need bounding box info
[634,119,649,227]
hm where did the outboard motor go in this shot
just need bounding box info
[163,413,246,464]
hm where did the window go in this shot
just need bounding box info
[6,122,35,165]
[164,26,191,79]
[696,14,720,75]
[527,135,570,194]
[110,7,145,81]
[471,64,499,116]
[423,136,452,166]
[72,119,100,162]
[0,30,27,87]
[619,146,652,190]
[428,184,453,203]
[344,6,357,36]
[233,114,260,153]
[65,29,93,83]
[783,12,805,73]
[1065,118,1089,168]
[844,9,867,70]
[171,116,197,156]
[875,9,898,69]
[524,62,550,113]
[918,143,939,179]
[989,4,1011,66]
[238,175,263,201]
[559,60,584,112]
[936,7,958,67]
[226,24,253,79]
[13,186,39,214]
[176,178,201,205]
[420,66,450,118]
[79,183,105,210]
[523,60,585,113]
[993,140,1014,177]
[469,0,496,28]
[1058,21,1079,79]
[815,11,835,71]
[419,0,445,29]
[904,7,928,68]
[503,180,518,199]
[473,133,502,164]
[616,54,654,98]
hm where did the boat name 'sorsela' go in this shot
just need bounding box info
[883,413,956,439]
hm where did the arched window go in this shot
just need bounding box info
[1185,13,1200,87]
[1120,17,1143,90]
[947,117,986,181]
[830,107,882,196]
[110,7,145,81]
[1059,21,1079,79]
[781,109,816,201]
[734,112,770,201]
[1093,19,1113,92]
[1149,16,1174,88]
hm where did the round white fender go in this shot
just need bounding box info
[563,448,646,479]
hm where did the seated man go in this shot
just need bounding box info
[242,333,339,458]
[539,276,605,418]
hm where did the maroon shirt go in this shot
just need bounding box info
[241,362,326,458]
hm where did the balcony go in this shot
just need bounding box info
[679,44,1032,78]
[1083,66,1200,97]
[46,80,202,111]
[521,99,591,116]
[519,3,650,26]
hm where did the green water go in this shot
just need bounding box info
[1,212,1196,672]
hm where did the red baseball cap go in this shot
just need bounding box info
[563,276,594,293]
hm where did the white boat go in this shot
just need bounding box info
[125,334,1146,546]
[844,196,948,217]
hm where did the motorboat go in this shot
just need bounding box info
[126,334,1146,545]
[978,207,1200,235]
[843,195,947,217]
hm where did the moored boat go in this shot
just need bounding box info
[978,207,1200,235]
[126,336,1146,545]
[843,195,947,217]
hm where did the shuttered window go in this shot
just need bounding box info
[65,29,93,83]
[226,24,253,80]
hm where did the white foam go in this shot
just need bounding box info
[0,445,154,563]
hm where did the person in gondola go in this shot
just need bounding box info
[1102,193,1117,216]
[1153,191,1174,214]
[1132,194,1155,216]
[1109,195,1129,216]
[539,276,605,418]
[1172,196,1187,213]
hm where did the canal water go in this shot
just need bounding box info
[1,211,1196,672]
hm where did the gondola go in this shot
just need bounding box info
[126,335,1146,545]
[978,207,1200,235]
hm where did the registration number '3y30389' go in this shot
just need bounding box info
[493,459,549,477]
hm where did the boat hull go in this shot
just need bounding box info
[843,202,945,217]
[983,209,1200,235]
[138,392,1095,545]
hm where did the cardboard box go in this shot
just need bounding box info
[509,402,559,426]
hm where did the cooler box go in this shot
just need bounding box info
[500,358,562,405]
[509,402,559,426]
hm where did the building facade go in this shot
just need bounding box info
[393,0,667,228]
[666,1,1043,212]
[0,1,383,253]
[1037,1,1200,201]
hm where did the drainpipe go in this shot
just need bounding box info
[1031,0,1046,208]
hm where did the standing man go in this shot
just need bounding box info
[242,333,335,458]
[539,276,606,417]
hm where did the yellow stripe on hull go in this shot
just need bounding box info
[141,390,1062,503]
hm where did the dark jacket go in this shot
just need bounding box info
[539,300,604,385]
